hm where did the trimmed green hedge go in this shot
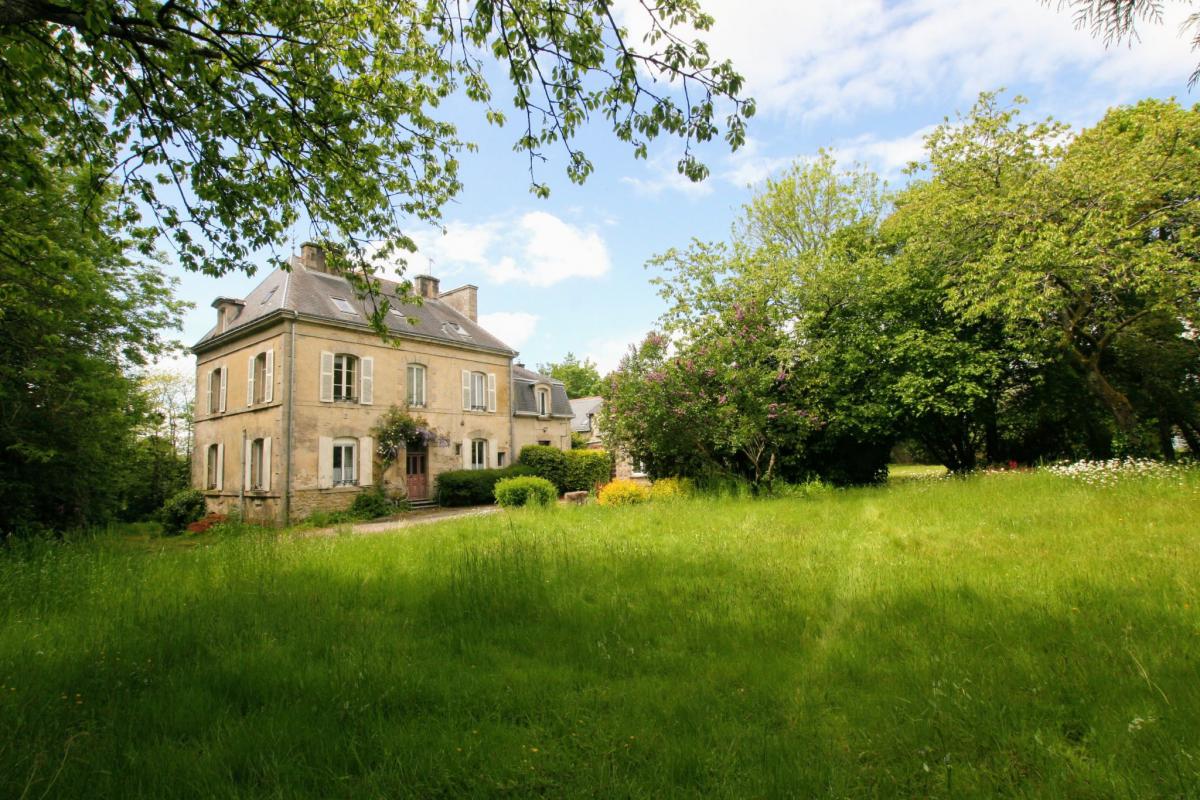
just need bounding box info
[494,476,557,508]
[518,445,567,492]
[564,449,612,492]
[435,465,534,507]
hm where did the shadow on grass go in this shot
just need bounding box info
[2,533,1197,798]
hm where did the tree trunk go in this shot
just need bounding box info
[1079,357,1138,433]
[1157,418,1176,462]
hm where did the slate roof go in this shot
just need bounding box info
[513,365,573,417]
[192,266,516,355]
[569,396,603,433]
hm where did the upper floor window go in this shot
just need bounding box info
[407,363,426,407]
[537,387,550,416]
[470,438,488,470]
[461,370,495,412]
[334,354,357,401]
[206,366,227,415]
[320,352,373,404]
[247,350,274,406]
[332,438,357,485]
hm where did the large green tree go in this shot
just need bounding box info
[1,0,752,313]
[0,151,185,533]
[914,96,1200,450]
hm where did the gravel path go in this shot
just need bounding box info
[303,505,499,538]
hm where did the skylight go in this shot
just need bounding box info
[331,297,356,314]
[442,321,470,337]
[260,287,277,305]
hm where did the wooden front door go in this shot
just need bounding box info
[406,450,428,501]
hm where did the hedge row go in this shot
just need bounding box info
[518,445,612,493]
[435,465,534,507]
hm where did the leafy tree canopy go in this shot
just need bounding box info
[1,0,753,318]
[537,351,603,398]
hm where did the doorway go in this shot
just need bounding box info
[406,449,428,501]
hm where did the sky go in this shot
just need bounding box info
[161,0,1200,376]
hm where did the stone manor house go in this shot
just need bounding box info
[191,244,572,524]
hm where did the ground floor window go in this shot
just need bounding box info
[471,438,487,470]
[497,451,506,467]
[250,438,265,489]
[206,443,220,489]
[333,438,357,485]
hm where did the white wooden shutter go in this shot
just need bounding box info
[358,436,373,486]
[462,438,471,469]
[215,443,225,491]
[247,355,256,406]
[488,437,498,468]
[243,440,253,489]
[218,366,227,413]
[360,357,374,405]
[319,352,334,402]
[487,373,497,412]
[264,350,274,403]
[317,436,333,488]
[206,369,214,415]
[461,370,471,410]
[261,437,272,492]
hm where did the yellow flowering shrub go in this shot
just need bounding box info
[648,477,694,501]
[597,478,650,506]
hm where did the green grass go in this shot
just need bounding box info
[2,471,1198,798]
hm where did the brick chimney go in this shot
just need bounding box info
[211,297,245,333]
[413,274,441,299]
[438,284,478,322]
[296,242,327,273]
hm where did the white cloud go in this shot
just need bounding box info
[621,153,715,198]
[405,211,610,288]
[478,311,540,349]
[616,0,1197,122]
[720,137,798,187]
[585,331,647,375]
[832,124,939,176]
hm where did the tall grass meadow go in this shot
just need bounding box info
[1,468,1198,797]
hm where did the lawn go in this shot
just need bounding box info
[2,470,1198,798]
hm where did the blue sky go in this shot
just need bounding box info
[162,0,1200,375]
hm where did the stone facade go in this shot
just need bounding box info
[191,245,572,524]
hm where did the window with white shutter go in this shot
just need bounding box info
[319,351,335,402]
[461,370,471,410]
[358,436,373,486]
[317,436,333,488]
[247,354,256,406]
[360,357,374,405]
[407,364,426,407]
[487,373,496,412]
[218,366,227,412]
[263,350,274,403]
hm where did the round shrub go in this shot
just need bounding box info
[597,478,650,506]
[649,476,694,501]
[159,488,207,535]
[494,476,558,508]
